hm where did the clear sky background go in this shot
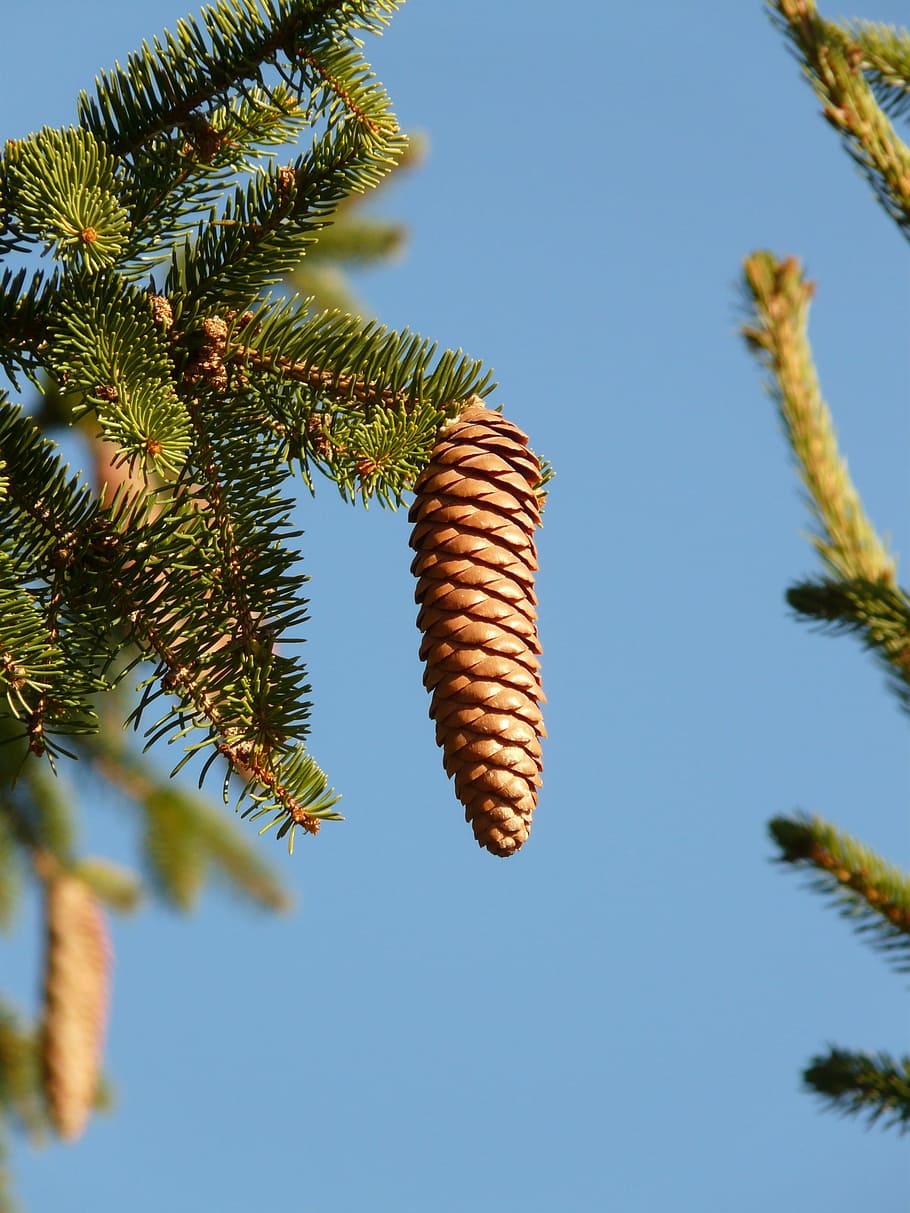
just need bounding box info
[1,1,908,1210]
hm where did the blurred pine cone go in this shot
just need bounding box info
[42,874,110,1140]
[409,401,545,856]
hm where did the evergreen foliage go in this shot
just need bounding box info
[786,577,910,713]
[769,0,910,234]
[802,1048,910,1132]
[0,0,534,1192]
[770,814,910,974]
[743,0,910,1136]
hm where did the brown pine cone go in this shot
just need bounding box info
[42,874,111,1141]
[409,401,545,856]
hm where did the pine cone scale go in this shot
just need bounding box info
[423,656,541,693]
[411,549,538,585]
[409,524,540,570]
[416,561,538,601]
[419,630,541,666]
[410,500,540,539]
[418,588,537,623]
[418,602,538,640]
[445,730,543,766]
[415,467,538,504]
[428,677,540,719]
[411,506,539,539]
[419,617,543,658]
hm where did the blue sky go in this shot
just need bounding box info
[1,1,908,1210]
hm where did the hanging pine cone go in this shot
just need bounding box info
[409,400,545,857]
[42,874,111,1141]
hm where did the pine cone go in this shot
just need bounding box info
[42,874,111,1141]
[409,401,545,856]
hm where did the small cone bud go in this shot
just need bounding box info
[42,874,111,1140]
[409,402,545,856]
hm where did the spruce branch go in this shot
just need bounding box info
[0,0,552,1194]
[4,129,130,273]
[201,301,497,505]
[77,0,401,159]
[0,1137,16,1213]
[0,404,128,754]
[47,278,191,474]
[229,300,494,413]
[85,729,288,911]
[741,251,895,584]
[302,400,441,506]
[299,213,405,265]
[0,271,56,390]
[768,0,910,234]
[122,85,317,272]
[0,0,506,867]
[847,21,910,121]
[0,377,336,844]
[286,126,423,313]
[803,1047,910,1132]
[770,814,910,974]
[11,768,77,868]
[70,859,142,915]
[0,813,19,933]
[0,550,100,753]
[787,576,910,711]
[0,756,83,906]
[0,393,336,846]
[113,536,340,848]
[0,1004,45,1143]
[751,0,909,1149]
[166,115,406,307]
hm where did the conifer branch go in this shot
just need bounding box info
[301,214,405,265]
[0,810,19,932]
[78,0,400,158]
[1,770,75,873]
[0,395,335,843]
[0,0,545,1192]
[70,859,142,915]
[0,1003,46,1142]
[117,568,339,846]
[847,22,910,121]
[752,0,908,1150]
[121,85,314,272]
[86,724,288,911]
[4,129,130,273]
[228,302,494,412]
[803,1047,910,1132]
[741,251,895,584]
[47,279,191,474]
[769,1,910,233]
[0,1134,19,1213]
[0,405,130,753]
[286,129,423,313]
[0,271,56,390]
[167,121,405,307]
[770,814,910,974]
[786,576,910,711]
